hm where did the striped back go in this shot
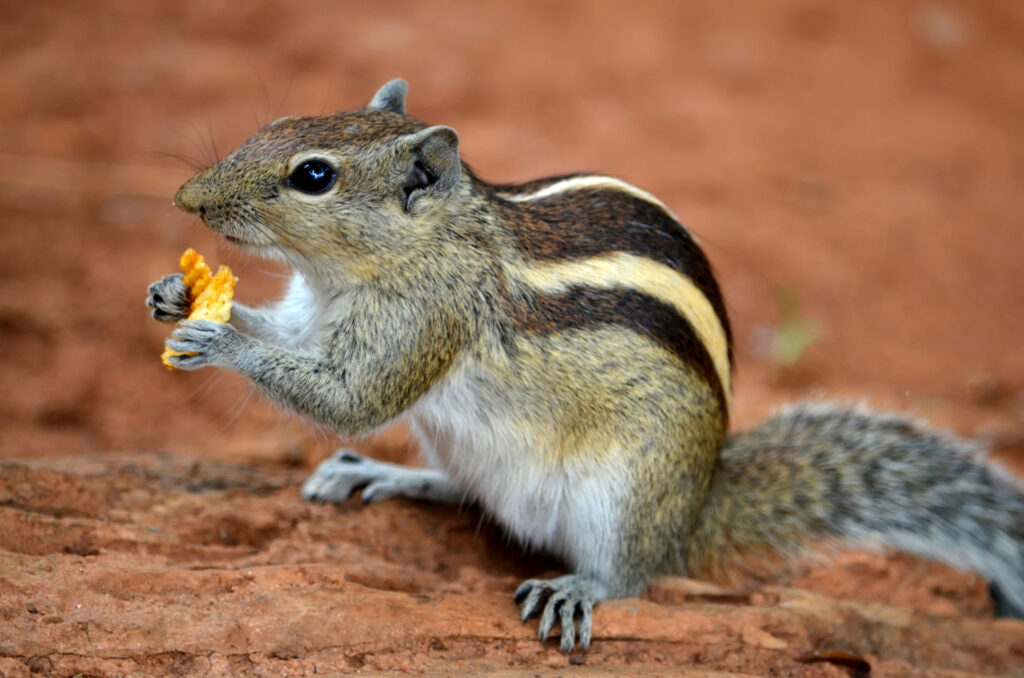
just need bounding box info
[494,175,732,412]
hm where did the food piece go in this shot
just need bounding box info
[161,249,237,369]
[189,266,236,323]
[179,248,211,296]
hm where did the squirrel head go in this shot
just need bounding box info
[175,79,467,284]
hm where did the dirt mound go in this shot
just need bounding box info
[3,455,1022,677]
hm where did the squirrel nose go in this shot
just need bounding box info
[174,173,209,215]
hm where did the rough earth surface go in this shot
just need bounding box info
[2,1,1024,676]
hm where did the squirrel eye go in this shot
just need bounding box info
[287,159,336,194]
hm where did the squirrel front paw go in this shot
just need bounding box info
[146,273,190,322]
[164,319,243,370]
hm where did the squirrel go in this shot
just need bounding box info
[147,79,1024,652]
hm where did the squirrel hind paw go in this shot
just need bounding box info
[515,575,606,653]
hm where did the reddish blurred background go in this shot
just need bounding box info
[1,0,1022,467]
[3,4,1024,675]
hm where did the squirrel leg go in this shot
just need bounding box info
[301,450,465,505]
[515,575,607,653]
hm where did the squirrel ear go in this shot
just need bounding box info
[399,125,461,211]
[368,79,408,115]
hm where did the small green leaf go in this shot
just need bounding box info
[772,288,822,366]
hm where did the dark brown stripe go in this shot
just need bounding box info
[511,286,727,413]
[490,180,733,364]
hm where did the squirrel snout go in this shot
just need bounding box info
[174,173,210,215]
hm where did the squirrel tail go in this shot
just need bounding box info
[689,402,1024,616]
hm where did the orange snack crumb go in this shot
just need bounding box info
[160,248,237,369]
[179,248,211,296]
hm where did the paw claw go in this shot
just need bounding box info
[152,309,176,322]
[164,320,240,370]
[514,580,535,605]
[518,583,545,623]
[513,575,605,653]
[558,600,577,653]
[538,591,568,642]
[577,600,594,651]
[301,450,392,505]
[146,273,189,322]
[165,339,200,353]
[163,352,206,371]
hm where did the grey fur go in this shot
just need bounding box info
[515,575,607,652]
[164,319,250,370]
[368,78,409,115]
[692,402,1024,616]
[146,273,189,323]
[302,449,465,505]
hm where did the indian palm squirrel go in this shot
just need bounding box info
[147,79,1024,652]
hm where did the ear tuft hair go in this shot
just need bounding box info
[368,79,409,115]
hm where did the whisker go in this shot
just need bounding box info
[206,119,221,164]
[185,120,217,168]
[252,68,272,129]
[222,385,258,429]
[191,369,226,403]
[140,149,207,172]
[249,102,263,134]
[276,51,297,119]
[319,75,335,116]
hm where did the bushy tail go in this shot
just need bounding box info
[689,402,1024,616]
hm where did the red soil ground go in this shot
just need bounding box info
[2,2,1023,676]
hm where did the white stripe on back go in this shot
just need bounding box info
[498,175,695,240]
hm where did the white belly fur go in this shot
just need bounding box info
[404,361,628,580]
